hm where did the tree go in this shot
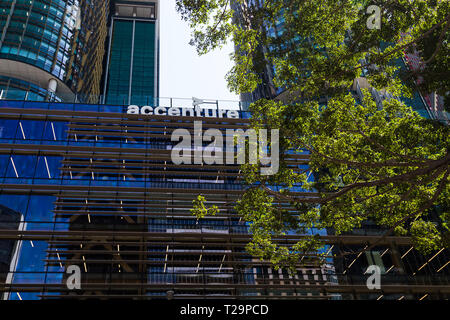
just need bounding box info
[179,0,450,269]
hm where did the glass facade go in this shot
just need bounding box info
[0,100,447,300]
[105,20,133,105]
[0,0,109,102]
[105,19,156,106]
[0,100,323,299]
[104,1,159,106]
[0,100,248,299]
[0,75,59,102]
[0,0,447,301]
[131,21,156,105]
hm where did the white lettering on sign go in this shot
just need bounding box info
[127,105,240,119]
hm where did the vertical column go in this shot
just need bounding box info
[128,20,136,105]
[0,0,17,50]
[102,18,114,104]
[154,12,159,102]
[46,78,58,101]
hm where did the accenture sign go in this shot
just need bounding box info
[127,105,240,119]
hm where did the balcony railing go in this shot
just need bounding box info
[0,89,251,111]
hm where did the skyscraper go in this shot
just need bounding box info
[0,1,448,301]
[103,0,159,106]
[0,99,448,299]
[0,0,109,102]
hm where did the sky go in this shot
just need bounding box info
[159,0,239,102]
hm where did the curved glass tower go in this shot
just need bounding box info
[0,0,109,102]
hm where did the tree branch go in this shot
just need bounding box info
[336,168,449,258]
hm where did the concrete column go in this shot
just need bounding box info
[48,78,58,94]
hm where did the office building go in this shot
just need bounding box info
[0,98,335,299]
[103,0,159,106]
[0,1,447,300]
[0,0,109,102]
[0,98,448,299]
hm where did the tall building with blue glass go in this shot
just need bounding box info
[0,1,448,301]
[0,99,346,299]
[0,0,110,103]
[103,0,159,106]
